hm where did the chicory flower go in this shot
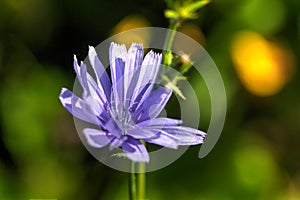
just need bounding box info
[59,42,206,162]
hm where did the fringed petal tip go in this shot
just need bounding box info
[110,42,127,51]
[110,42,145,62]
[88,46,96,58]
[129,42,144,52]
[73,54,80,74]
[175,127,206,145]
[144,126,206,147]
[110,42,127,62]
[144,50,162,64]
[88,45,95,50]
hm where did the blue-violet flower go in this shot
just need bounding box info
[59,42,206,162]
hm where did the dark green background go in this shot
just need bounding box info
[0,0,299,199]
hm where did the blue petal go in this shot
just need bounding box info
[110,58,125,116]
[109,43,126,114]
[133,86,172,122]
[124,43,144,102]
[122,138,149,162]
[88,46,111,101]
[137,117,182,128]
[79,62,89,92]
[144,126,206,148]
[162,126,206,145]
[104,118,122,138]
[130,51,162,108]
[74,60,104,105]
[78,63,111,121]
[73,55,81,76]
[127,128,158,139]
[73,57,88,95]
[138,51,162,88]
[109,42,127,90]
[79,62,94,99]
[83,128,112,148]
[74,56,104,105]
[59,88,100,125]
[115,58,125,101]
[144,130,178,149]
[128,83,151,113]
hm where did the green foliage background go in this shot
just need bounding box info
[0,0,299,199]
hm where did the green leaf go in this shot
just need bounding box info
[180,62,193,74]
[179,0,211,19]
[185,0,211,12]
[165,81,186,100]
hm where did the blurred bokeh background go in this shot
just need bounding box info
[0,0,299,199]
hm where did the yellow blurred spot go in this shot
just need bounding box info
[178,23,205,45]
[231,31,294,96]
[276,179,300,200]
[173,23,205,56]
[111,15,150,48]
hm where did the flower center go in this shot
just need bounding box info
[109,101,135,135]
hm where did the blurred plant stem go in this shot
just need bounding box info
[163,20,181,66]
[129,162,137,200]
[129,142,146,200]
[137,158,146,199]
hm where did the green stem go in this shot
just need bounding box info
[137,141,146,200]
[165,20,180,53]
[137,165,146,200]
[129,162,137,200]
[129,142,146,200]
[163,20,181,66]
